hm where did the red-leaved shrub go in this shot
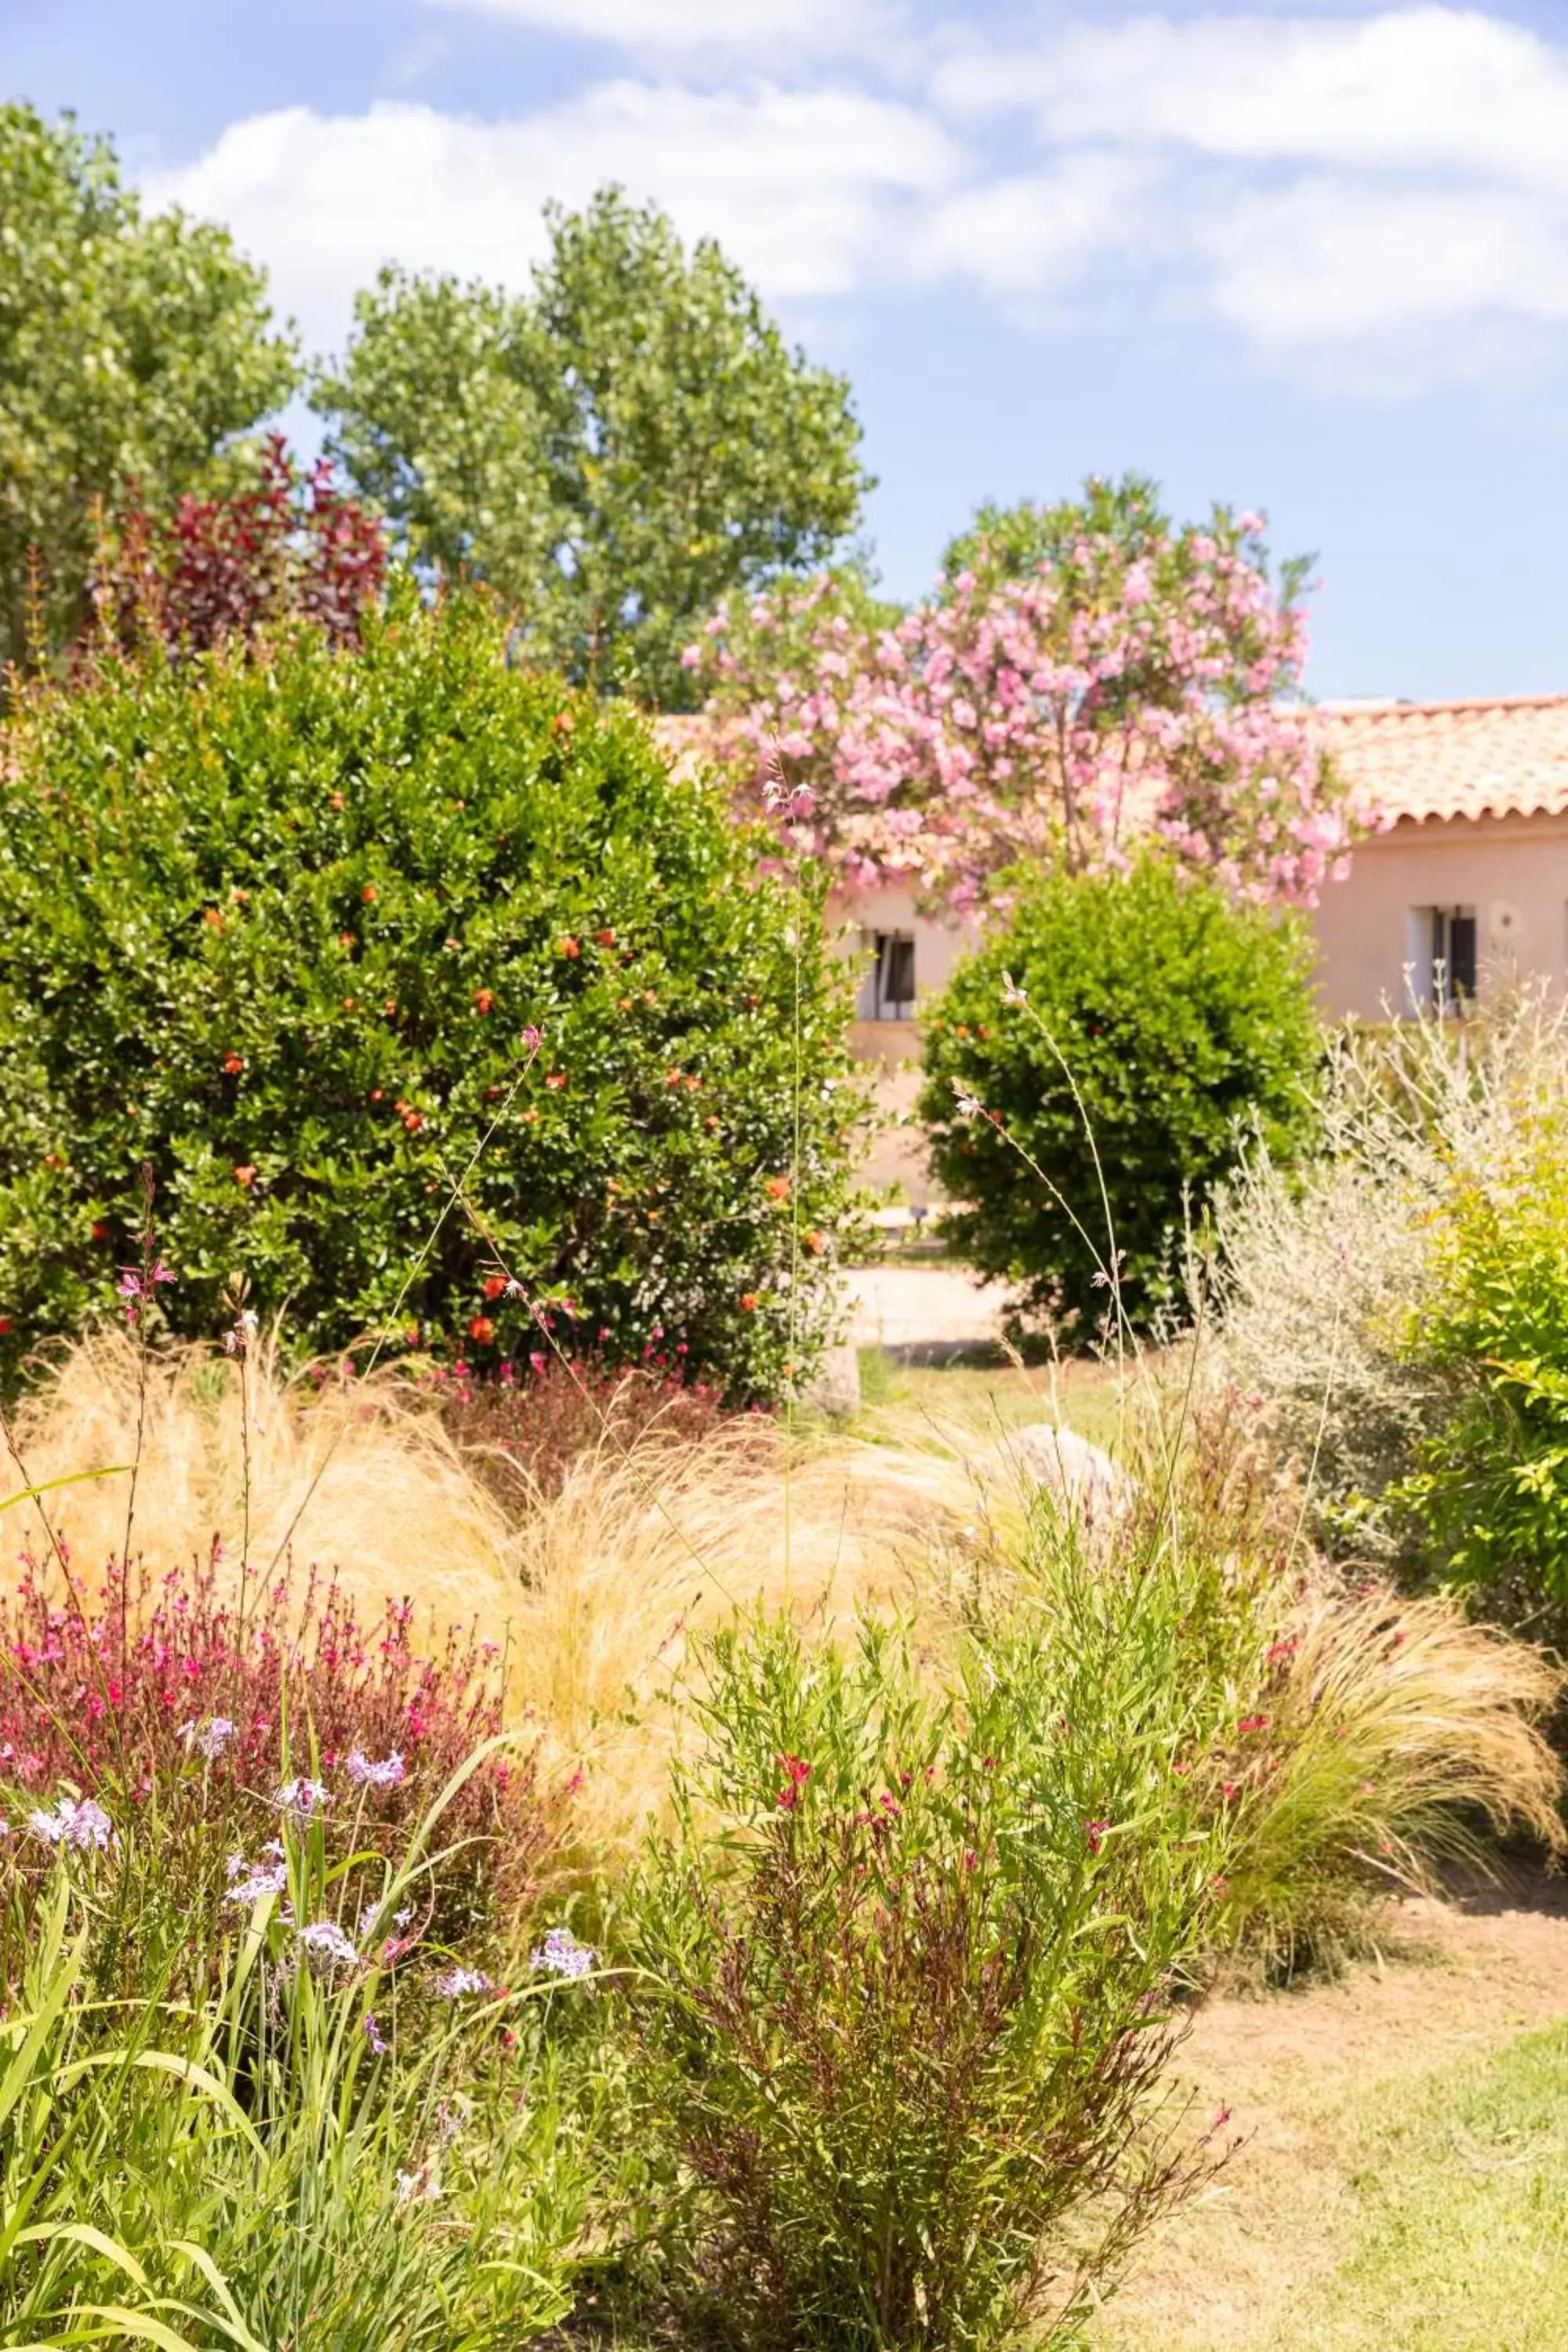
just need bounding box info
[0,1547,556,1958]
[437,1355,761,1506]
[89,434,386,655]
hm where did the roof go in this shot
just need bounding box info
[1319,694,1568,827]
[658,697,1568,832]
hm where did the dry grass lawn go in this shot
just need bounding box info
[1090,1887,1568,2350]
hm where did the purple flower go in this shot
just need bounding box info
[298,1918,359,1969]
[346,1748,405,1789]
[358,1899,414,1940]
[28,1797,113,1851]
[225,1847,289,1905]
[274,1777,330,1818]
[363,2013,389,2055]
[395,2164,443,2204]
[530,1926,595,1980]
[180,1716,235,1761]
[433,1965,492,2000]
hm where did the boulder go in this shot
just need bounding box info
[804,1340,862,1418]
[973,1420,1130,1535]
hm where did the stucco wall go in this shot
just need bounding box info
[834,821,1568,1034]
[831,826,1568,1207]
[829,887,964,1207]
[827,884,972,1013]
[1310,810,1568,1020]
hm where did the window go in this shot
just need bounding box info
[1408,904,1476,1009]
[858,930,917,1021]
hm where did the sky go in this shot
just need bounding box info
[9,0,1568,702]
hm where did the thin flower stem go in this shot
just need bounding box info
[781,744,803,1605]
[119,1161,158,1677]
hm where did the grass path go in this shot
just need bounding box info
[854,1345,1126,1452]
[1090,1888,1568,2350]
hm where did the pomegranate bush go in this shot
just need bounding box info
[0,586,862,1398]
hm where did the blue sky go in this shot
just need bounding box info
[11,0,1568,701]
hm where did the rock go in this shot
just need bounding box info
[804,1340,862,1417]
[973,1421,1130,1534]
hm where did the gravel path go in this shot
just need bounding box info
[845,1262,1007,1354]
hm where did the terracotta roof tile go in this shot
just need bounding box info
[659,698,1568,833]
[1320,695,1568,826]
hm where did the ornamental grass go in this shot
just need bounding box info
[0,1327,989,1862]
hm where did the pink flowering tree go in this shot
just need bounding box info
[684,479,1359,911]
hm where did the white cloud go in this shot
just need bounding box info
[424,0,901,65]
[935,5,1568,194]
[1197,172,1568,389]
[142,85,960,354]
[1206,176,1568,338]
[929,6,1568,388]
[140,9,1568,400]
[913,154,1160,298]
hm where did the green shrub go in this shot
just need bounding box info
[1207,990,1568,1604]
[622,1602,1237,2351]
[0,587,864,1399]
[920,855,1321,1329]
[1385,1105,1568,1631]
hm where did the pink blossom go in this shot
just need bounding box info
[688,514,1358,913]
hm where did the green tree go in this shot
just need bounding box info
[0,104,299,667]
[943,473,1313,620]
[314,187,869,706]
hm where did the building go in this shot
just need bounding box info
[1311,695,1568,1020]
[661,698,1568,1201]
[842,694,1568,1040]
[833,695,1568,1199]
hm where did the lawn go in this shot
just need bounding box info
[1091,1893,1568,2351]
[852,1343,1127,1454]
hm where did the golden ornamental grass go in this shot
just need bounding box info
[0,1329,991,1855]
[1,1327,1562,1902]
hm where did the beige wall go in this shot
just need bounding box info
[834,826,1568,1040]
[1310,811,1568,1020]
[827,884,972,1014]
[830,830,1568,1206]
[830,887,967,1207]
